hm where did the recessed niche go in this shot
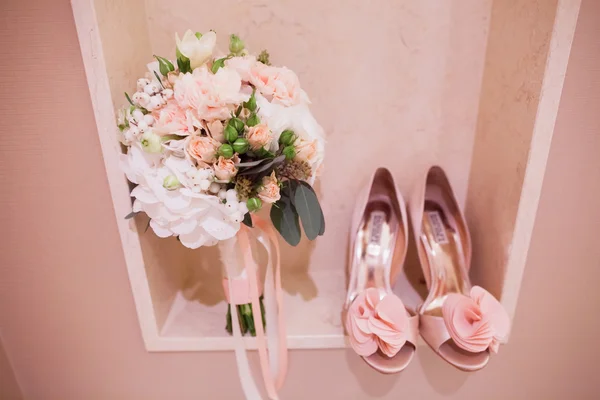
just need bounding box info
[72,0,581,351]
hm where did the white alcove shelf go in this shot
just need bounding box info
[71,0,581,351]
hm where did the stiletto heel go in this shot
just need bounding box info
[344,168,418,373]
[410,166,510,371]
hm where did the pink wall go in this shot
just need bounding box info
[0,0,599,398]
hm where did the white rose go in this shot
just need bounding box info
[176,30,216,70]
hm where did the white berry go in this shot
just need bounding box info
[149,96,162,110]
[230,211,244,223]
[192,186,201,193]
[238,202,249,214]
[209,182,221,194]
[143,114,155,126]
[136,78,150,91]
[137,120,149,132]
[225,202,238,213]
[162,89,174,99]
[225,189,238,203]
[199,179,211,191]
[218,189,227,200]
[144,84,156,95]
[197,169,209,180]
[132,92,150,107]
[132,109,144,122]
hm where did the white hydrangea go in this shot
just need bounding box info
[121,145,242,249]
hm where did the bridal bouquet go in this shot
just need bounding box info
[117,29,325,344]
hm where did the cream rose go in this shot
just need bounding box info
[187,136,219,164]
[258,172,281,204]
[246,124,272,150]
[295,139,318,163]
[207,120,224,142]
[176,30,216,70]
[250,64,307,106]
[214,156,239,182]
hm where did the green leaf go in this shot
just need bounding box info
[253,147,275,158]
[153,71,165,89]
[225,304,232,335]
[246,113,260,127]
[211,57,227,74]
[195,32,202,39]
[154,55,174,76]
[124,92,134,106]
[236,159,268,168]
[243,89,257,112]
[238,154,285,176]
[176,48,191,74]
[242,212,253,227]
[257,49,271,65]
[124,211,139,219]
[293,181,322,240]
[270,196,301,246]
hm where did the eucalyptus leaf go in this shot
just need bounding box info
[298,181,325,236]
[242,212,253,227]
[124,211,139,219]
[270,197,301,246]
[293,181,322,240]
[238,154,285,176]
[236,159,268,168]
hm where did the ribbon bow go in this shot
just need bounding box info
[346,288,409,358]
[442,286,510,354]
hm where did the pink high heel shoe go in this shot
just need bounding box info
[410,166,510,371]
[344,168,418,373]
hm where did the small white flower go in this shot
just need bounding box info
[140,131,162,153]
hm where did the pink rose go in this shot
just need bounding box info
[246,124,272,150]
[258,172,281,204]
[207,120,225,142]
[174,66,248,121]
[187,136,219,165]
[295,139,318,163]
[153,100,193,136]
[214,156,239,182]
[250,64,306,106]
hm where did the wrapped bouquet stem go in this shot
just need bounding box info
[222,216,287,399]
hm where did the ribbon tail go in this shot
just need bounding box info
[239,226,280,400]
[225,250,264,400]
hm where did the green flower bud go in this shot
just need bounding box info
[232,138,249,154]
[229,34,245,54]
[162,175,180,190]
[218,144,234,159]
[283,145,296,160]
[195,32,202,39]
[247,197,262,212]
[140,131,162,153]
[229,117,245,133]
[246,113,260,127]
[279,130,296,146]
[224,124,239,143]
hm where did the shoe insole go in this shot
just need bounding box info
[420,200,469,317]
[348,200,398,302]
